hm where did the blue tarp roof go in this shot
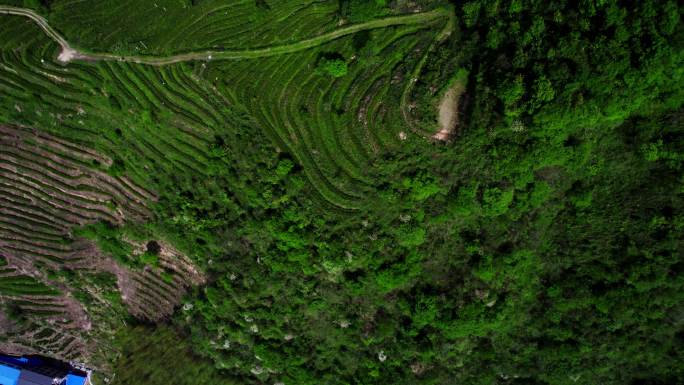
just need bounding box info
[0,363,21,385]
[65,374,86,385]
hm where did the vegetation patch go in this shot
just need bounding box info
[0,1,682,384]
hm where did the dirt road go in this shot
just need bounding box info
[0,5,450,66]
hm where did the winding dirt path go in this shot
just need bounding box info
[0,5,450,66]
[1,7,70,49]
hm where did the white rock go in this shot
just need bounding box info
[57,47,77,63]
[378,351,387,362]
[511,119,526,132]
[250,366,263,375]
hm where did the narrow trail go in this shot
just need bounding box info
[0,5,450,66]
[400,11,455,137]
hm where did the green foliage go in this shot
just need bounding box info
[0,275,59,297]
[340,0,389,23]
[73,222,133,265]
[456,0,684,134]
[482,187,514,216]
[403,174,445,201]
[139,251,159,266]
[317,57,348,78]
[109,325,238,385]
[168,66,683,385]
[73,223,163,268]
[0,1,682,384]
[41,0,341,55]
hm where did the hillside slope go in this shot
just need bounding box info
[0,1,683,384]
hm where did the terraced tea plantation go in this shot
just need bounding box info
[0,1,452,209]
[1,1,683,385]
[0,0,458,377]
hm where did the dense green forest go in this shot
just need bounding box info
[109,1,683,384]
[0,0,682,384]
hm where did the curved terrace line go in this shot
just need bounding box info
[400,12,455,138]
[0,5,450,66]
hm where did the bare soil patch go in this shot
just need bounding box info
[57,47,77,63]
[433,82,464,141]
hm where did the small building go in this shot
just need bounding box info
[0,355,88,385]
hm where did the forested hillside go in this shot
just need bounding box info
[0,1,682,385]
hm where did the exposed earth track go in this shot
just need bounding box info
[0,5,451,66]
[400,11,455,137]
[433,80,465,141]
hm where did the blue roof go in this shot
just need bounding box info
[0,357,28,367]
[65,374,86,385]
[0,364,21,385]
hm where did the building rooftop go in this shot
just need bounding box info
[0,355,87,385]
[17,370,53,385]
[0,363,21,385]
